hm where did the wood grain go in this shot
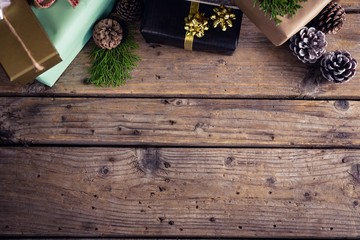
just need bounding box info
[1,97,360,147]
[0,147,359,237]
[0,1,359,238]
[0,13,359,99]
[342,0,360,8]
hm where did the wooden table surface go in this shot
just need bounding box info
[1,1,360,238]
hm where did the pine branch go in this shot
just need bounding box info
[255,0,307,24]
[88,24,140,87]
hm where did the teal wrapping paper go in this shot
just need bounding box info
[32,0,116,87]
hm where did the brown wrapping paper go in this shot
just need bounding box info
[233,0,332,46]
[0,0,61,85]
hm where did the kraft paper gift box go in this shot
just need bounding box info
[0,0,61,85]
[31,0,116,87]
[140,0,243,55]
[233,0,332,46]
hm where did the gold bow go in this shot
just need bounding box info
[184,3,237,51]
[211,5,236,31]
[184,2,209,51]
[184,12,209,38]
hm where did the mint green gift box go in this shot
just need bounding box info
[32,0,116,87]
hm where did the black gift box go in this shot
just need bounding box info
[140,0,243,55]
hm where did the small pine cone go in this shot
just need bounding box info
[320,50,357,83]
[289,27,327,63]
[93,19,123,50]
[114,0,142,23]
[312,1,345,34]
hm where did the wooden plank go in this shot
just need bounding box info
[0,13,359,99]
[342,1,360,8]
[343,1,360,12]
[1,97,360,147]
[0,147,359,237]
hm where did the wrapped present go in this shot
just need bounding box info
[140,0,243,55]
[0,0,61,85]
[233,0,332,46]
[186,0,237,8]
[31,0,116,87]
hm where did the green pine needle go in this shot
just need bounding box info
[255,0,307,24]
[88,24,140,87]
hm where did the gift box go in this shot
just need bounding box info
[31,0,116,87]
[186,0,237,8]
[0,0,61,85]
[140,0,243,55]
[233,0,332,46]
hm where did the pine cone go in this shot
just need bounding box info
[113,0,142,23]
[289,27,327,63]
[320,50,357,83]
[312,1,346,34]
[93,19,123,50]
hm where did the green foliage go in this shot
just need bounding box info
[254,0,307,24]
[88,24,140,87]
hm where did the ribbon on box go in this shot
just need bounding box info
[33,0,79,8]
[184,3,236,51]
[184,2,209,51]
[1,0,44,71]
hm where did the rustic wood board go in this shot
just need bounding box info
[1,0,360,238]
[1,97,359,147]
[0,147,359,238]
[0,9,358,99]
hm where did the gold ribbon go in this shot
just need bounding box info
[184,3,236,51]
[184,2,209,51]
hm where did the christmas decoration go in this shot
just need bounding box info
[113,0,142,23]
[184,12,209,38]
[88,24,140,87]
[289,27,327,63]
[210,5,236,31]
[93,18,123,50]
[234,0,331,46]
[254,0,307,24]
[188,0,236,7]
[141,0,243,54]
[311,1,345,34]
[31,0,116,87]
[0,0,61,84]
[320,50,357,83]
[32,0,79,8]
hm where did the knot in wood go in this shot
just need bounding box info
[136,148,161,174]
[99,166,110,176]
[334,100,350,111]
[349,164,360,184]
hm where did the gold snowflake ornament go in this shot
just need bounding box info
[210,5,236,31]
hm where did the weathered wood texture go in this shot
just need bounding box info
[1,97,359,147]
[0,1,360,238]
[0,147,359,238]
[0,9,358,99]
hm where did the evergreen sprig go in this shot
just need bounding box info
[88,24,140,87]
[255,0,307,24]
